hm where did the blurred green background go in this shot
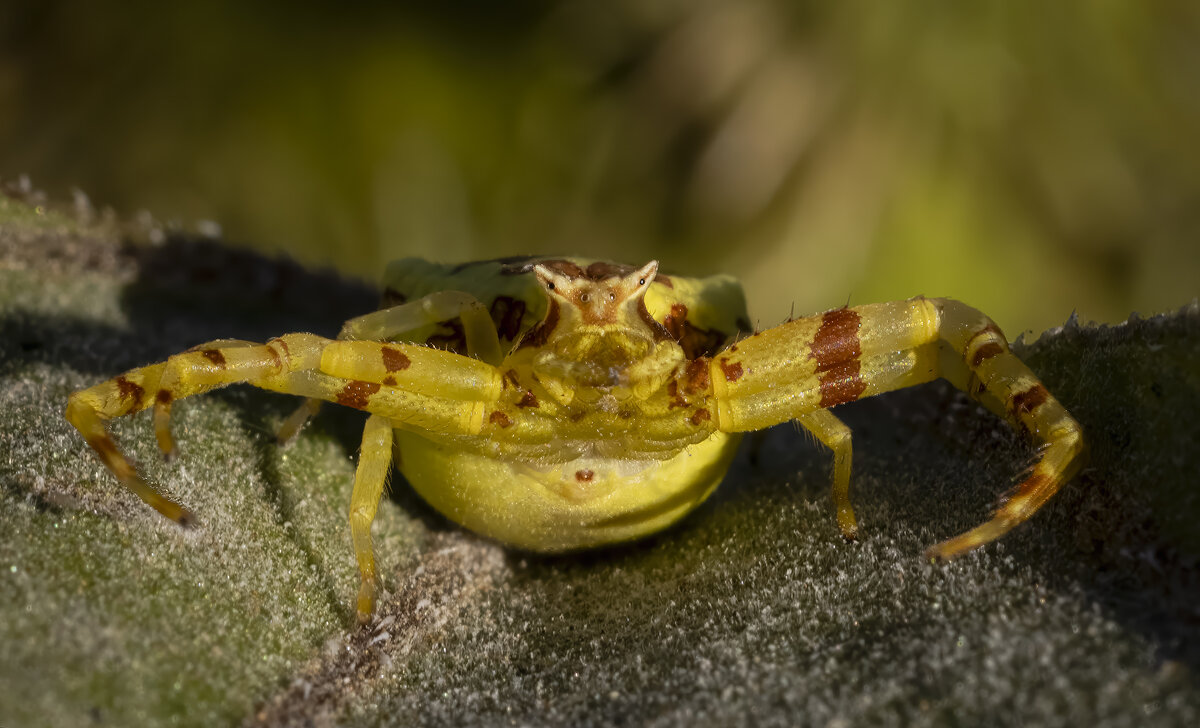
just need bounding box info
[2,1,1197,335]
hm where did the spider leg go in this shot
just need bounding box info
[274,395,323,446]
[66,333,501,526]
[277,290,503,444]
[349,414,393,623]
[796,410,857,540]
[339,290,503,363]
[923,298,1084,559]
[709,296,1084,560]
[65,333,325,524]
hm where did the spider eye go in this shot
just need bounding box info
[546,282,555,290]
[607,292,616,302]
[638,278,646,286]
[580,292,590,303]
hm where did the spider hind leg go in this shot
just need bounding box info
[796,409,857,540]
[710,296,1084,559]
[923,299,1085,559]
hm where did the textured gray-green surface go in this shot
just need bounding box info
[1,193,1197,727]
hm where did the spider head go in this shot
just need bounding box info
[529,260,681,403]
[533,259,658,330]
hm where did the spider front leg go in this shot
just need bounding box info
[265,344,502,623]
[66,333,327,524]
[68,334,502,621]
[349,414,392,622]
[709,297,1084,560]
[67,333,499,522]
[276,290,502,444]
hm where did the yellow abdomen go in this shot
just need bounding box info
[395,429,744,552]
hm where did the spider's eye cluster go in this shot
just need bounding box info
[638,278,646,285]
[580,292,591,303]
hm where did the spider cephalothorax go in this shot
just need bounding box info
[67,256,1085,623]
[525,260,683,406]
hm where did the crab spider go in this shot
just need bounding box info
[67,257,1084,622]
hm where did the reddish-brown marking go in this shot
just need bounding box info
[517,391,540,408]
[575,469,595,482]
[637,298,673,342]
[336,380,381,410]
[729,344,738,352]
[682,357,711,395]
[663,303,689,340]
[661,303,728,358]
[690,409,712,426]
[541,260,639,281]
[666,380,688,409]
[519,299,560,349]
[267,346,283,372]
[490,296,527,342]
[810,308,861,364]
[381,346,411,372]
[1010,384,1049,416]
[818,362,867,408]
[529,259,681,340]
[382,376,397,386]
[971,341,1004,368]
[1004,472,1053,508]
[1017,471,1052,493]
[201,349,227,368]
[586,261,631,280]
[156,390,172,405]
[539,259,585,278]
[810,308,866,408]
[502,369,521,390]
[718,358,744,382]
[968,323,1005,347]
[586,260,672,286]
[489,411,513,428]
[115,376,144,404]
[683,326,727,359]
[272,337,291,359]
[505,258,671,286]
[426,319,467,354]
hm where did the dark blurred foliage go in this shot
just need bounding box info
[2,1,1198,333]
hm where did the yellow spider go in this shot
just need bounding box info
[66,257,1085,623]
